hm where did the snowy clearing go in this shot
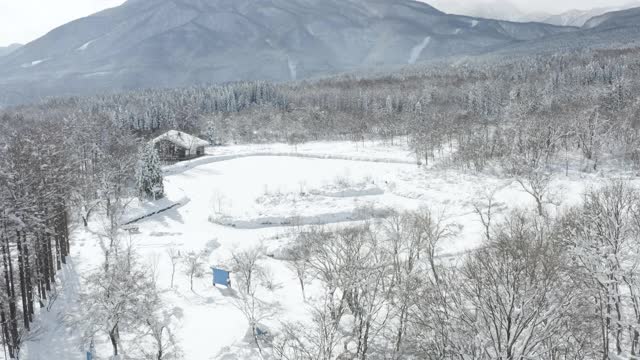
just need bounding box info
[18,141,638,360]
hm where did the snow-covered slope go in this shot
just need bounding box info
[582,6,640,29]
[544,2,640,27]
[424,0,549,22]
[0,43,22,57]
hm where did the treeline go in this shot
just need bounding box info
[0,115,73,357]
[0,111,144,357]
[265,181,640,359]
[5,48,640,173]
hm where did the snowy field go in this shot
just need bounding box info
[17,141,635,360]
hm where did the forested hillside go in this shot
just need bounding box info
[6,47,639,169]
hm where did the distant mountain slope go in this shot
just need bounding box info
[425,0,549,23]
[543,9,614,27]
[543,2,640,27]
[0,0,572,105]
[493,7,640,57]
[0,44,22,57]
[583,6,640,29]
[424,0,640,27]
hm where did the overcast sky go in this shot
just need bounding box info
[0,0,636,46]
[428,0,635,13]
[0,0,125,46]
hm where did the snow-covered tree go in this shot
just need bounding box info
[76,245,160,357]
[136,142,164,200]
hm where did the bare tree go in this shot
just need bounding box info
[561,181,640,357]
[472,186,506,241]
[274,298,342,360]
[514,168,552,217]
[230,246,265,295]
[229,246,275,354]
[459,212,575,359]
[139,308,182,360]
[182,250,206,291]
[167,246,181,289]
[286,230,316,301]
[382,209,456,358]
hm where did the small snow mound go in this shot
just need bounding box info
[471,20,479,27]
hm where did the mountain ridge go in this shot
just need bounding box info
[0,43,22,58]
[0,0,573,105]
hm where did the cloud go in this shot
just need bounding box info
[425,0,636,14]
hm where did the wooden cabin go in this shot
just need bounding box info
[152,130,209,162]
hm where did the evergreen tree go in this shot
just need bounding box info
[136,143,164,200]
[205,117,216,145]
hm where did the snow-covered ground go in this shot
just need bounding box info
[17,141,635,360]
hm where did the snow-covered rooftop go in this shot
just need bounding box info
[152,130,209,151]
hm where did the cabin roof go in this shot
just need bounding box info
[152,130,209,151]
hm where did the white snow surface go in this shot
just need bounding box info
[287,56,297,81]
[408,36,431,64]
[16,140,635,360]
[21,59,46,68]
[77,39,97,51]
[82,71,111,78]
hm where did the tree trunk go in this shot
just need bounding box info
[298,276,306,301]
[16,230,31,330]
[110,324,119,356]
[170,265,176,288]
[394,305,408,358]
[3,234,20,356]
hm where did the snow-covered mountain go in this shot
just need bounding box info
[0,43,22,57]
[493,6,640,57]
[424,0,550,22]
[582,6,640,29]
[424,0,640,27]
[543,2,640,27]
[0,0,571,105]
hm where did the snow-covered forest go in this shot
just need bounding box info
[2,47,640,359]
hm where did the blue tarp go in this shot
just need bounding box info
[212,267,230,287]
